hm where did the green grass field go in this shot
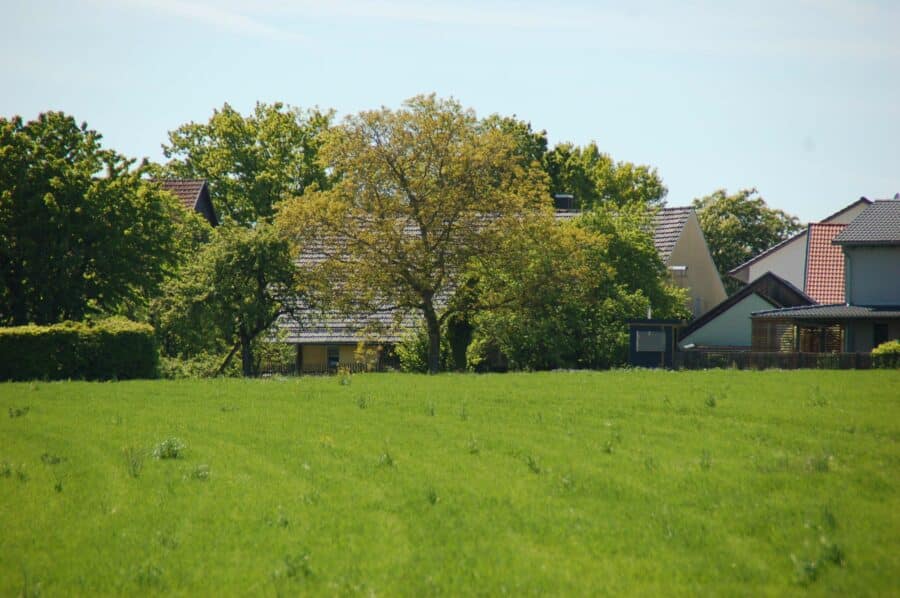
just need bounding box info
[2,371,898,596]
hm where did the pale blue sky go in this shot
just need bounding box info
[3,0,898,221]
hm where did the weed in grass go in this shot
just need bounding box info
[426,486,440,505]
[0,462,10,477]
[425,402,435,416]
[459,404,469,421]
[9,406,29,418]
[357,396,369,410]
[559,474,575,491]
[808,386,828,407]
[378,450,395,468]
[153,438,185,460]
[700,450,712,471]
[220,405,239,413]
[158,533,179,550]
[643,456,658,471]
[319,435,335,448]
[53,473,64,493]
[29,383,39,391]
[267,508,290,528]
[190,464,210,481]
[338,368,352,386]
[134,562,164,589]
[111,414,122,426]
[302,490,320,505]
[19,567,42,598]
[40,453,64,465]
[526,455,541,474]
[705,395,717,408]
[282,552,313,580]
[123,447,144,478]
[603,440,615,454]
[16,465,28,482]
[821,507,837,531]
[807,453,832,473]
[467,436,480,455]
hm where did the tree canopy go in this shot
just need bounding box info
[692,188,802,290]
[277,94,550,373]
[544,142,667,209]
[468,204,688,370]
[162,102,332,226]
[0,112,183,325]
[153,222,296,377]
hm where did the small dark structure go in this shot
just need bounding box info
[627,319,683,368]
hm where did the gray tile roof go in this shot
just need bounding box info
[281,205,697,345]
[752,303,900,320]
[832,200,900,246]
[652,207,692,262]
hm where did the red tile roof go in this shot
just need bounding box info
[157,179,207,210]
[804,223,846,303]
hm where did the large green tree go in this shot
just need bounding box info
[469,204,687,370]
[153,222,296,377]
[692,188,802,291]
[544,142,667,209]
[277,95,550,374]
[162,102,332,226]
[0,112,182,325]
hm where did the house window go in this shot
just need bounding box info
[873,323,889,349]
[636,330,666,352]
[327,345,340,369]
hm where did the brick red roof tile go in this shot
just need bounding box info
[804,223,846,304]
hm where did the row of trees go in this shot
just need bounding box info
[0,96,802,375]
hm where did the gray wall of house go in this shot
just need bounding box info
[845,320,900,352]
[679,293,774,348]
[845,247,900,305]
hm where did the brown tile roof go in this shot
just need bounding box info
[157,179,207,210]
[804,223,846,304]
[832,200,900,246]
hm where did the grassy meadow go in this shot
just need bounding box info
[1,370,899,596]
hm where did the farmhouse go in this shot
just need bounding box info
[279,199,725,372]
[751,199,900,353]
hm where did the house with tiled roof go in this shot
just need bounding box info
[752,199,900,353]
[156,179,218,226]
[278,197,725,371]
[728,197,871,289]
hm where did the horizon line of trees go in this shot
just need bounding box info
[0,96,802,375]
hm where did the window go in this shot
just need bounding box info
[874,323,889,349]
[636,330,666,352]
[327,345,340,369]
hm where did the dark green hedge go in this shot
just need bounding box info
[0,319,158,381]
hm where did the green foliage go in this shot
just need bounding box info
[692,188,802,290]
[277,94,550,373]
[395,323,453,373]
[152,438,185,460]
[0,318,157,381]
[162,102,332,226]
[153,223,296,377]
[872,340,900,368]
[0,112,183,325]
[544,142,667,209]
[470,205,687,370]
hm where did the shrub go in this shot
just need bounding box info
[0,318,158,381]
[153,438,185,460]
[872,340,900,369]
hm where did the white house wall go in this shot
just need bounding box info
[667,214,727,316]
[746,233,808,289]
[680,293,775,348]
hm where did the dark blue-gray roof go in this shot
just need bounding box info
[752,303,900,320]
[832,200,900,246]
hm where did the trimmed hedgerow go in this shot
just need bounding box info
[872,339,900,369]
[0,318,158,381]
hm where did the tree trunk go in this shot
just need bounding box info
[423,301,441,375]
[240,332,254,377]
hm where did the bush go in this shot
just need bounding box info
[0,318,158,381]
[872,339,900,369]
